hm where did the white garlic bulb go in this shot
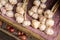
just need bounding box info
[31,6,38,13]
[16,16,24,23]
[33,0,40,7]
[41,0,47,3]
[40,3,46,9]
[32,20,40,29]
[9,0,17,5]
[22,20,31,26]
[44,10,54,18]
[5,3,13,10]
[46,19,54,27]
[39,24,46,31]
[28,10,34,16]
[6,11,14,17]
[16,6,24,15]
[45,28,54,35]
[32,13,38,19]
[0,0,8,5]
[0,3,3,9]
[37,8,43,15]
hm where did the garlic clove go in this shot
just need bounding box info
[22,20,31,26]
[32,13,39,19]
[46,19,54,27]
[6,11,14,17]
[33,0,40,7]
[9,0,17,5]
[32,20,40,29]
[41,0,47,3]
[45,28,54,35]
[16,16,24,23]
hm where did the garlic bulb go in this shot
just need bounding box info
[16,6,24,15]
[44,10,54,18]
[5,3,13,10]
[32,20,40,29]
[31,6,38,13]
[9,0,17,5]
[37,8,43,15]
[41,0,47,3]
[0,0,8,5]
[0,3,3,9]
[17,3,23,7]
[45,28,54,35]
[16,16,24,23]
[6,11,14,17]
[28,10,34,16]
[39,24,46,31]
[33,0,40,7]
[32,13,38,19]
[22,20,31,26]
[46,19,54,27]
[40,3,46,9]
[15,13,21,17]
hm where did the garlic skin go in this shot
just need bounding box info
[39,24,46,31]
[32,20,40,29]
[40,3,46,9]
[16,6,24,15]
[31,6,38,13]
[17,3,23,7]
[37,8,43,15]
[6,11,14,17]
[15,13,21,17]
[46,19,54,27]
[22,20,31,26]
[41,0,47,3]
[32,13,39,19]
[44,10,54,18]
[16,16,24,23]
[45,28,54,35]
[9,0,17,5]
[28,10,34,16]
[5,3,13,11]
[0,3,3,9]
[33,0,40,7]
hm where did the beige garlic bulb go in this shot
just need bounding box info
[16,16,24,23]
[33,0,40,7]
[0,0,8,5]
[28,10,34,16]
[44,10,54,18]
[16,6,24,15]
[5,3,13,10]
[9,0,17,5]
[39,15,46,24]
[31,6,38,13]
[45,28,54,35]
[32,13,39,19]
[0,3,3,9]
[41,0,47,3]
[37,8,43,15]
[46,19,54,27]
[6,11,14,17]
[32,20,40,29]
[40,3,46,9]
[39,24,46,31]
[22,20,31,26]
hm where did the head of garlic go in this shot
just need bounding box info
[6,11,14,17]
[45,28,54,35]
[22,20,31,27]
[32,20,40,29]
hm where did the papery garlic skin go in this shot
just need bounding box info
[41,0,47,3]
[46,19,54,27]
[0,3,3,9]
[5,3,13,11]
[33,0,40,7]
[15,13,21,17]
[9,0,17,5]
[16,16,24,23]
[6,11,14,17]
[39,24,46,31]
[45,28,54,35]
[22,20,31,26]
[40,3,46,9]
[32,20,40,29]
